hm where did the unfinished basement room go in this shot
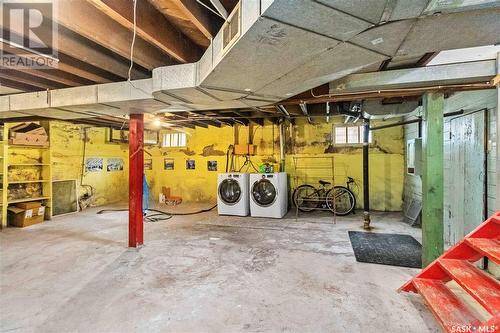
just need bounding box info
[1,0,500,332]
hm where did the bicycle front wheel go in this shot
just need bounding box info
[293,185,320,212]
[325,186,355,216]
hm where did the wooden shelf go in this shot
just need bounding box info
[7,196,50,204]
[1,124,52,228]
[8,180,50,184]
[8,163,50,166]
[8,145,49,149]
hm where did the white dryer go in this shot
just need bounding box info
[217,173,249,216]
[250,172,288,218]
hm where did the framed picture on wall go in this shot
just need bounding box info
[144,159,153,170]
[107,158,124,171]
[186,159,195,170]
[85,158,103,172]
[207,161,217,171]
[164,158,174,170]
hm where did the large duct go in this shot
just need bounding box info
[1,0,500,120]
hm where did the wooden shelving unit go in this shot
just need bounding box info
[1,126,7,227]
[1,122,52,229]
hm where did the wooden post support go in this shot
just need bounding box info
[129,114,144,247]
[362,118,371,229]
[422,92,445,266]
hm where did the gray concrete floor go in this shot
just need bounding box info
[1,205,440,333]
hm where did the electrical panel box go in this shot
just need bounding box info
[407,138,422,175]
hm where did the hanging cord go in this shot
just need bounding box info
[225,145,234,172]
[126,0,151,96]
[238,155,259,173]
[127,0,138,82]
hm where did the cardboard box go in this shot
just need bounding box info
[234,144,256,156]
[7,201,45,228]
[9,123,48,146]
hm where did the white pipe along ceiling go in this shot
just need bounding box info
[1,0,500,120]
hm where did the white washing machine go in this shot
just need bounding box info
[250,172,288,218]
[217,173,250,216]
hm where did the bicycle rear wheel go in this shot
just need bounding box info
[325,186,356,216]
[293,185,320,212]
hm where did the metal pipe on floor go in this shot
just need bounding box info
[363,118,371,230]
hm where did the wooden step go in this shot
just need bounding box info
[465,238,500,265]
[438,259,500,316]
[413,278,482,332]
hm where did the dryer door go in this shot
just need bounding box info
[218,179,242,205]
[252,178,277,207]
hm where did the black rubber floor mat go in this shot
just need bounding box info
[348,231,422,268]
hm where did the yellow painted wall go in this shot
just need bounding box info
[50,122,129,206]
[145,117,404,211]
[10,118,404,211]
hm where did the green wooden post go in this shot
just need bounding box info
[422,92,444,266]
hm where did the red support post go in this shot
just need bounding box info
[129,113,144,247]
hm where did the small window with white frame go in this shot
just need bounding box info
[162,132,187,148]
[334,125,372,145]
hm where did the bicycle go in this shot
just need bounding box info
[292,177,357,216]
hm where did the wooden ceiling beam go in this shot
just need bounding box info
[87,0,202,63]
[175,0,219,39]
[202,119,223,127]
[4,23,148,81]
[56,25,149,80]
[177,122,196,129]
[59,53,123,82]
[1,44,114,83]
[0,69,68,90]
[56,0,172,70]
[14,68,94,87]
[0,77,41,92]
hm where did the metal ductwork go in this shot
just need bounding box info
[1,0,500,120]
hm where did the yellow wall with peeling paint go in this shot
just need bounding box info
[144,118,404,211]
[8,118,404,211]
[50,122,129,206]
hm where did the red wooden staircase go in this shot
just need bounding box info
[399,211,500,333]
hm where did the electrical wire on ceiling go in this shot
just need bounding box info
[127,0,138,82]
[126,0,152,96]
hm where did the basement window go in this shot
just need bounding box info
[162,132,187,148]
[334,125,372,145]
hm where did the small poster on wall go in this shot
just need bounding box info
[186,159,195,170]
[164,158,174,170]
[85,158,103,172]
[207,160,217,171]
[107,158,124,171]
[144,159,153,170]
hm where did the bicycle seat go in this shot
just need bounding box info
[318,180,331,186]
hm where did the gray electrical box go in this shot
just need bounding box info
[407,138,422,175]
